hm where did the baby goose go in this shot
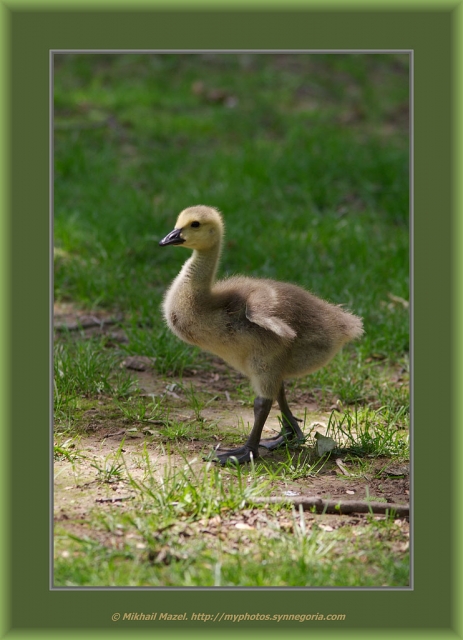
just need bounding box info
[159,205,363,465]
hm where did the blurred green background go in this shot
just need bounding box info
[54,53,409,367]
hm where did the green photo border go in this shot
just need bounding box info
[1,1,461,638]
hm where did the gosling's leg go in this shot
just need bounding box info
[215,397,273,465]
[258,383,305,451]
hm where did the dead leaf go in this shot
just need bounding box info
[380,464,409,478]
[335,458,350,476]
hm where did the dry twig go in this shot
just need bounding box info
[247,496,409,518]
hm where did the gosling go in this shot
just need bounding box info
[159,205,363,465]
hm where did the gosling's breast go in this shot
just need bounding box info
[168,310,199,345]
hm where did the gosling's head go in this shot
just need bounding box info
[159,205,224,251]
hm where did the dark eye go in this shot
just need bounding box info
[191,221,200,228]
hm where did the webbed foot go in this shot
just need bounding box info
[258,434,288,450]
[259,415,306,450]
[213,445,258,466]
[258,429,305,451]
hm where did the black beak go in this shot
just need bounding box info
[159,228,185,246]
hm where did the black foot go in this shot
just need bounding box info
[258,434,288,451]
[214,445,258,466]
[259,424,305,451]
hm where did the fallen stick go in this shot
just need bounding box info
[247,496,409,518]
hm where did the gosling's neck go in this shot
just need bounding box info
[179,242,222,293]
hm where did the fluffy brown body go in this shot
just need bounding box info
[160,205,363,464]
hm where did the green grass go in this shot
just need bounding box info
[53,53,410,587]
[54,53,409,365]
[54,335,134,408]
[54,515,409,587]
[54,454,409,587]
[326,405,409,458]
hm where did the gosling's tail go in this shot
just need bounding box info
[343,312,364,342]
